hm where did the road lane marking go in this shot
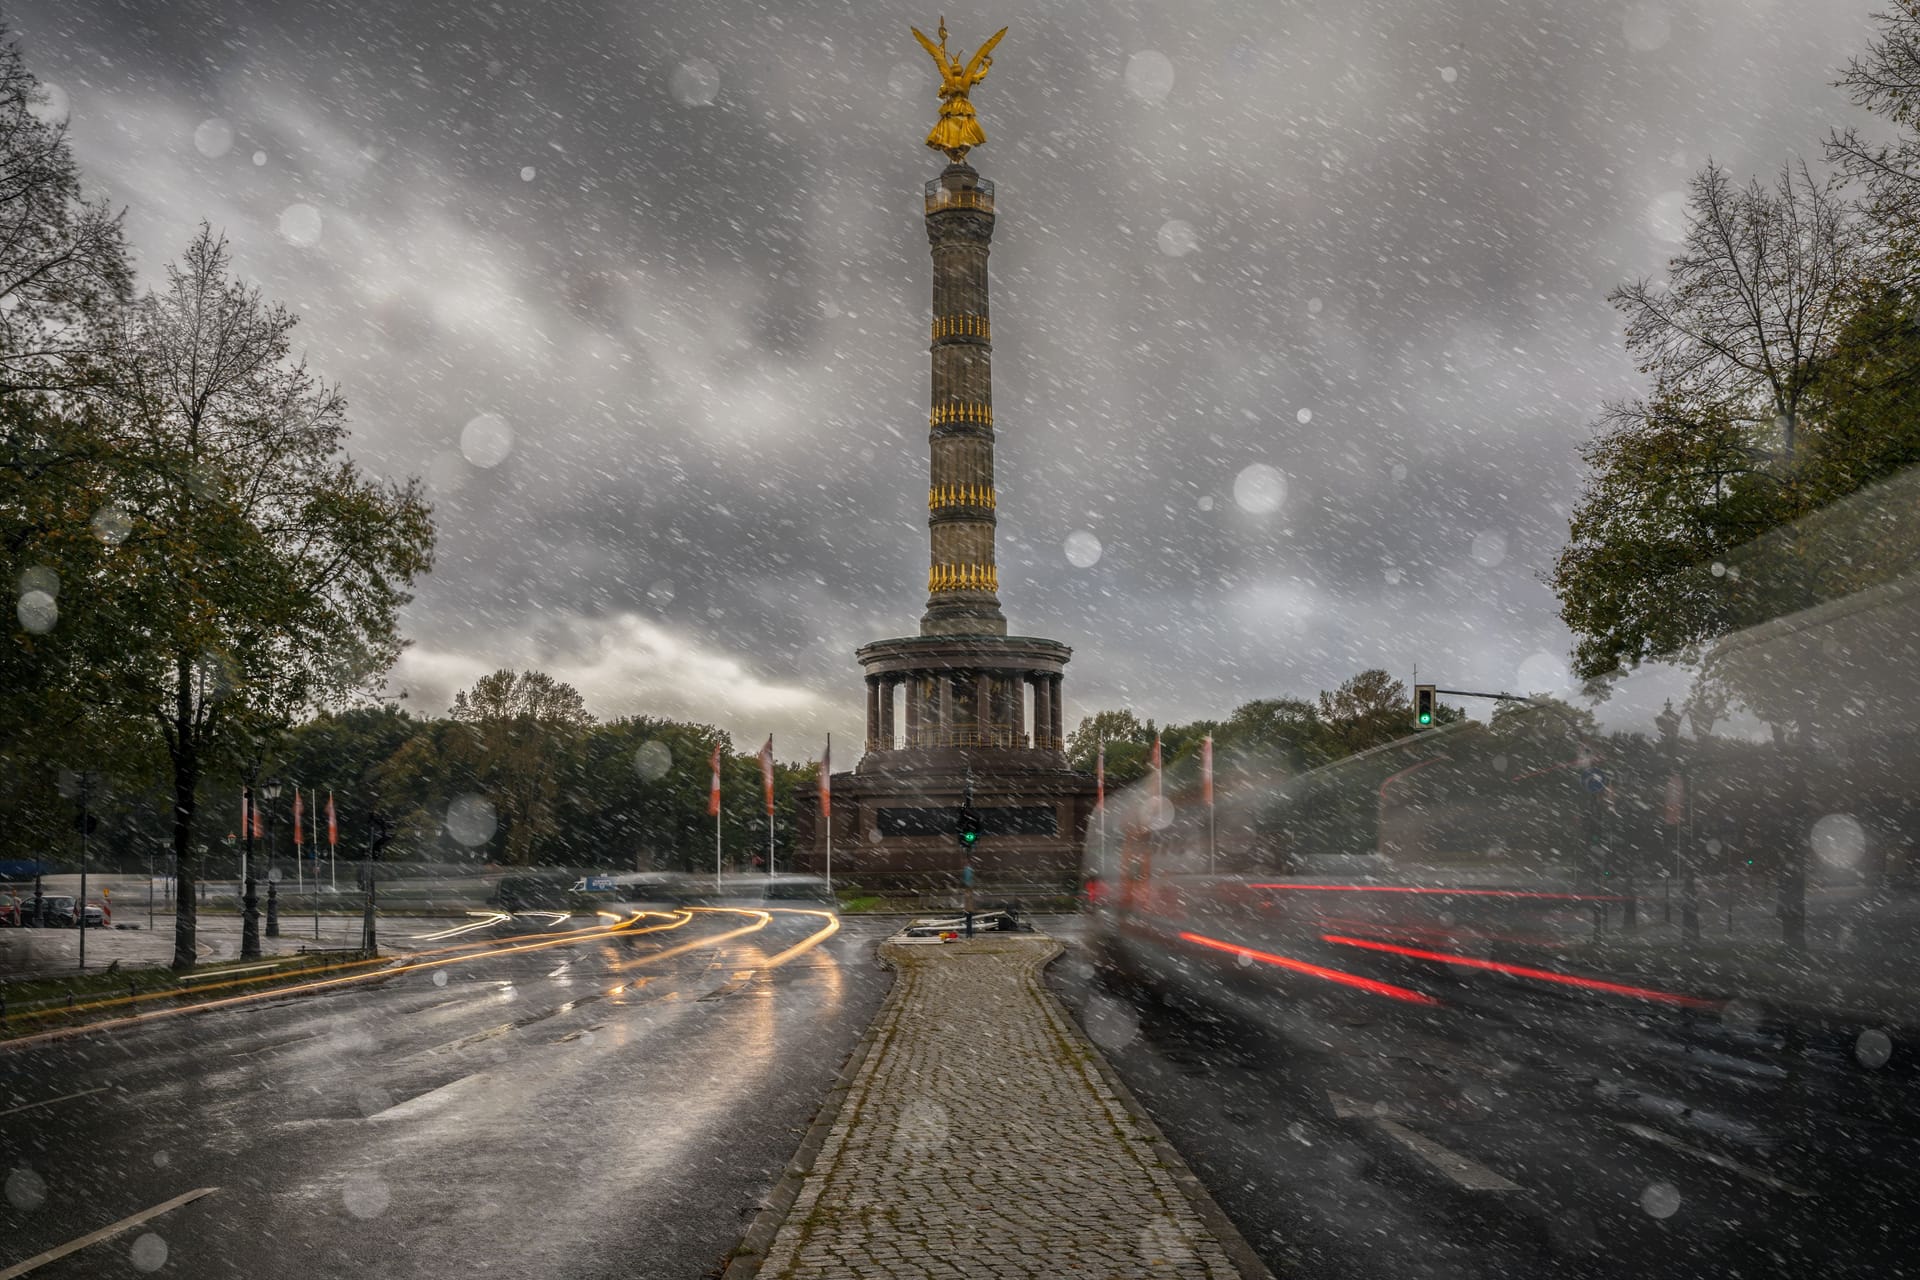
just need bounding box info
[1327,1091,1521,1192]
[0,1186,218,1279]
[1615,1121,1812,1197]
[369,1073,485,1121]
[0,1085,110,1120]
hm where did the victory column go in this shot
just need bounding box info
[795,22,1098,897]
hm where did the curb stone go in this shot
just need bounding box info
[719,939,899,1279]
[1035,945,1281,1280]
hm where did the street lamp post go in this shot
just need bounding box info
[263,776,282,938]
[241,784,261,958]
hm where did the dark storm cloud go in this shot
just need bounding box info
[13,0,1879,750]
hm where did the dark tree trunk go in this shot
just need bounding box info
[170,661,200,971]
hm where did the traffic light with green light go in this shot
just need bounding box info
[957,806,981,849]
[1414,684,1436,728]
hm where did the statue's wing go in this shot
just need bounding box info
[911,26,952,72]
[964,27,1008,78]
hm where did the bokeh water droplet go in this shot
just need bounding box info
[193,117,233,158]
[671,59,720,106]
[342,1171,391,1218]
[1855,1028,1894,1069]
[5,1167,46,1211]
[635,740,673,780]
[16,590,56,635]
[129,1232,168,1272]
[460,413,513,468]
[1232,464,1287,515]
[1124,51,1175,103]
[1156,219,1197,258]
[1639,1181,1681,1219]
[1063,530,1103,568]
[445,794,498,847]
[278,202,322,247]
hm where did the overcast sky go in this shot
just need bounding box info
[15,0,1884,757]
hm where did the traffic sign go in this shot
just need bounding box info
[1582,768,1606,793]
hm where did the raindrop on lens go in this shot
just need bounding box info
[460,413,513,468]
[1197,495,1214,511]
[1063,531,1102,568]
[28,83,68,125]
[1855,1028,1894,1069]
[16,589,56,635]
[251,150,267,166]
[129,1232,168,1272]
[432,970,449,988]
[193,117,233,158]
[1623,2,1673,51]
[5,1167,45,1211]
[1439,66,1458,83]
[519,165,535,182]
[1232,463,1286,515]
[91,503,132,545]
[341,1172,391,1219]
[445,794,498,847]
[671,58,720,106]
[1295,407,1313,425]
[1639,1181,1681,1219]
[1306,296,1324,316]
[1156,219,1197,258]
[278,202,322,247]
[634,740,672,781]
[647,580,675,606]
[1710,561,1726,577]
[1471,530,1508,568]
[1124,51,1175,103]
[1809,813,1866,870]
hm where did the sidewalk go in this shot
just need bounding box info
[0,911,463,981]
[733,934,1265,1280]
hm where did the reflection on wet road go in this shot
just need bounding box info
[0,908,890,1279]
[1050,918,1917,1280]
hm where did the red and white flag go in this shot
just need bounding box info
[708,744,723,817]
[292,789,304,847]
[819,735,832,819]
[252,791,265,839]
[758,736,776,816]
[1150,735,1163,802]
[1201,734,1214,808]
[240,788,249,843]
[326,790,338,846]
[1095,740,1105,810]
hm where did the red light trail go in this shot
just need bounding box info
[1320,933,1717,1008]
[1177,931,1441,1005]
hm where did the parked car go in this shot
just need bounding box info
[37,895,109,928]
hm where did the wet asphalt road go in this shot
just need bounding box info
[1047,920,1920,1280]
[0,907,892,1279]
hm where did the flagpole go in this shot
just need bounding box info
[823,734,833,898]
[1205,734,1216,875]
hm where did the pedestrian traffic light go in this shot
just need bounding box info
[1414,685,1436,727]
[956,806,981,848]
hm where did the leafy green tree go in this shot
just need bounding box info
[0,31,131,397]
[1553,160,1863,679]
[433,670,594,866]
[88,227,433,968]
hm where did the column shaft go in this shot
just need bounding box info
[879,679,896,750]
[1049,677,1064,751]
[865,677,880,749]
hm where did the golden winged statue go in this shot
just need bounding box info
[911,19,1007,162]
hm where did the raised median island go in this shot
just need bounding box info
[728,934,1266,1280]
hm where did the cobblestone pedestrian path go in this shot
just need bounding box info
[750,935,1247,1279]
